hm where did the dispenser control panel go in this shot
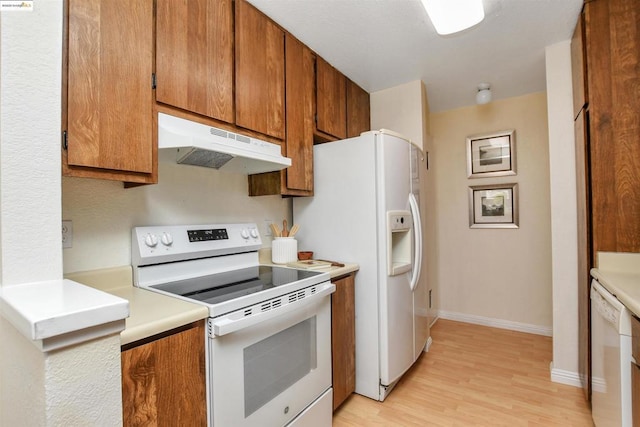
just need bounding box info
[386,210,412,276]
[388,212,411,232]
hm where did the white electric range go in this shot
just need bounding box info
[132,223,335,427]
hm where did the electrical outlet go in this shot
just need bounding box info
[62,220,73,248]
[264,219,273,237]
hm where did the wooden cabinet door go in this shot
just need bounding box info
[586,0,640,255]
[65,0,155,183]
[121,322,207,427]
[346,78,370,138]
[331,274,356,410]
[284,34,314,194]
[235,0,285,140]
[316,57,347,140]
[248,33,314,197]
[155,0,234,124]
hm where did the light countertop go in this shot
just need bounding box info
[591,252,640,317]
[259,248,359,279]
[0,278,129,351]
[65,266,208,346]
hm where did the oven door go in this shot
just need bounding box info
[208,281,334,427]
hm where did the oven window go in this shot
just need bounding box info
[243,316,317,417]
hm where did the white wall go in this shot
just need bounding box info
[429,92,553,334]
[371,80,427,150]
[545,40,580,385]
[0,2,62,285]
[0,2,123,425]
[62,157,291,273]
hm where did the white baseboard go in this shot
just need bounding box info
[424,336,433,352]
[436,310,553,337]
[550,362,583,388]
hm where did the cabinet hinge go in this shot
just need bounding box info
[62,130,68,150]
[152,73,157,89]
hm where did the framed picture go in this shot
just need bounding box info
[468,183,519,229]
[466,129,516,178]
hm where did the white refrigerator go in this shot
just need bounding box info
[292,129,429,401]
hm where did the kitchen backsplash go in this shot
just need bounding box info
[62,157,290,273]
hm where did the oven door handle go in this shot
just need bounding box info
[210,282,336,336]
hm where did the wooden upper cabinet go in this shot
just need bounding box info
[155,0,234,124]
[235,0,286,140]
[65,0,156,184]
[247,33,314,197]
[284,34,314,194]
[346,79,371,138]
[316,57,347,140]
[585,0,640,254]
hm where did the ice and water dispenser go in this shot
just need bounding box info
[386,210,412,276]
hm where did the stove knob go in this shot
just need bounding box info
[144,233,158,248]
[241,229,250,239]
[161,232,173,246]
[250,228,259,239]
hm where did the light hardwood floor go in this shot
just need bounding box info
[333,319,593,426]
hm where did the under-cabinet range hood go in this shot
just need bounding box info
[158,113,291,174]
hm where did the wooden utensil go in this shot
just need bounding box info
[282,219,288,237]
[289,224,299,237]
[270,223,281,237]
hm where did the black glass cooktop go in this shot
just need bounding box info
[150,265,322,306]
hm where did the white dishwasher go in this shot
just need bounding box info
[591,278,632,427]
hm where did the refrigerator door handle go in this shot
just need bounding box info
[408,193,423,291]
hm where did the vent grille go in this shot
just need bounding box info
[210,128,228,138]
[236,134,251,144]
[177,148,233,169]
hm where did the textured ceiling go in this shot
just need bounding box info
[248,0,583,113]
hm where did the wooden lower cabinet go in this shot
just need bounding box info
[331,273,356,410]
[121,321,207,427]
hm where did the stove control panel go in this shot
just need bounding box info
[132,223,262,267]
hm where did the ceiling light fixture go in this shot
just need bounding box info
[476,83,492,105]
[421,0,485,35]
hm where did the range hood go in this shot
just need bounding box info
[158,113,291,174]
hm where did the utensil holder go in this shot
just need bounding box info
[272,237,297,264]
